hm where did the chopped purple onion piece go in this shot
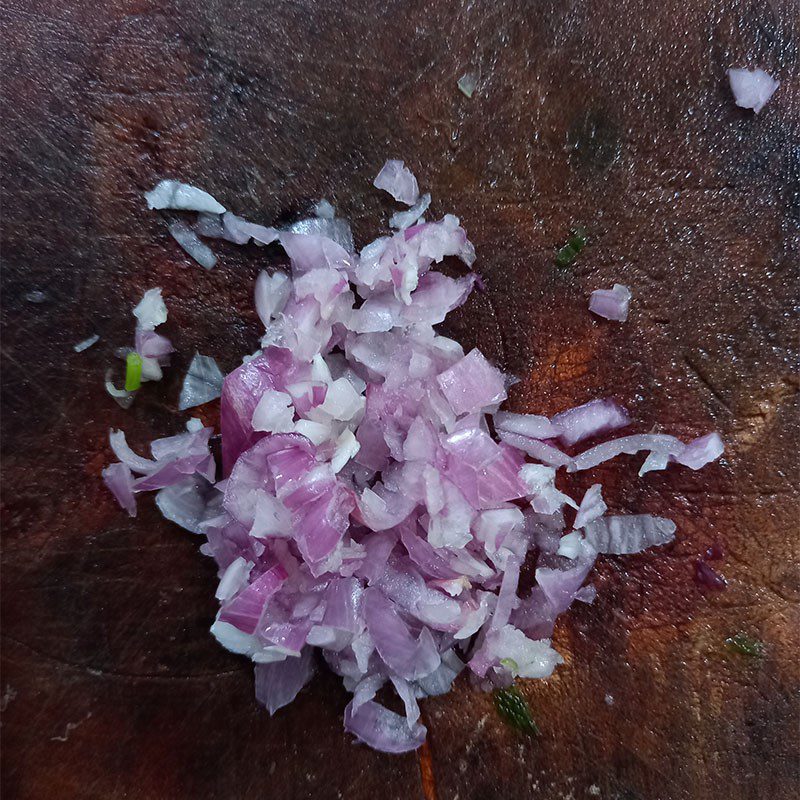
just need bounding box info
[373,160,420,206]
[695,559,728,590]
[104,164,726,753]
[552,398,630,447]
[589,283,631,322]
[255,647,315,714]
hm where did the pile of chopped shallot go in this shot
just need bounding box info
[103,161,723,753]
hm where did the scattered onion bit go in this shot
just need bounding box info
[727,67,780,114]
[589,284,632,323]
[74,334,99,353]
[457,72,479,98]
[695,559,727,590]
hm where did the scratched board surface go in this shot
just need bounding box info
[1,1,799,798]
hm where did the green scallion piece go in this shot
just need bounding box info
[568,227,588,251]
[554,226,588,267]
[125,352,143,392]
[725,633,765,658]
[493,686,539,736]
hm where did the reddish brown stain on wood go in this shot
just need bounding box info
[418,739,439,800]
[2,1,799,799]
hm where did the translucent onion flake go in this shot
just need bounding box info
[589,283,631,322]
[457,72,479,98]
[179,353,225,410]
[168,221,218,269]
[73,334,99,353]
[373,160,420,205]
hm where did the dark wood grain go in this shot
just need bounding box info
[1,1,798,798]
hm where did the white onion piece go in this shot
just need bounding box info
[255,270,291,327]
[255,648,315,714]
[216,557,254,601]
[222,212,278,245]
[331,429,361,473]
[250,493,292,539]
[583,515,676,554]
[497,431,571,467]
[294,419,331,445]
[727,68,780,113]
[251,390,295,433]
[140,356,162,383]
[573,484,607,529]
[493,411,562,440]
[344,698,426,753]
[210,619,287,659]
[168,221,217,269]
[288,217,355,254]
[133,288,167,331]
[104,370,134,409]
[145,179,226,214]
[314,199,336,219]
[108,429,156,472]
[569,433,685,472]
[557,531,583,559]
[481,624,563,679]
[416,649,464,696]
[639,450,671,476]
[318,378,365,422]
[552,399,629,447]
[390,193,431,230]
[155,478,208,533]
[194,212,225,238]
[676,432,725,470]
[575,585,597,604]
[73,334,99,352]
[519,463,577,515]
[390,676,421,728]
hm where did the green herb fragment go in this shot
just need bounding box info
[125,352,143,392]
[554,227,588,267]
[555,244,577,267]
[493,686,539,736]
[500,658,519,672]
[725,633,765,658]
[568,227,588,251]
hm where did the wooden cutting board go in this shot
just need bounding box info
[2,1,798,798]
